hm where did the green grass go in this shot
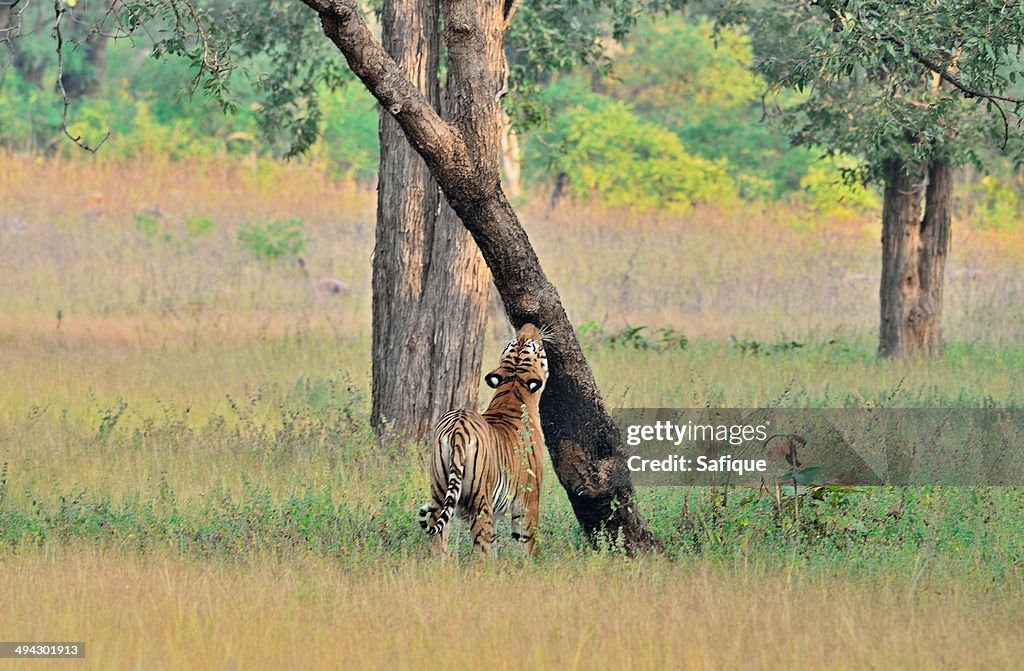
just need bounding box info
[1,330,1021,574]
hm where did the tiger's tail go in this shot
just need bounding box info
[420,432,469,537]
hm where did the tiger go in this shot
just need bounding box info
[418,323,550,558]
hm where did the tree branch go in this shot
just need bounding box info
[298,0,471,177]
[879,34,1019,149]
[54,0,109,153]
[900,41,1022,105]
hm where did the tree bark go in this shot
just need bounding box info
[371,0,490,443]
[878,159,951,359]
[304,0,657,552]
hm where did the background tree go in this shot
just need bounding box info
[719,0,1024,359]
[600,15,814,198]
[369,0,492,444]
[502,1,653,196]
[371,0,679,443]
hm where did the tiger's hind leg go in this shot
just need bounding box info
[430,523,451,558]
[470,500,496,559]
[419,503,451,559]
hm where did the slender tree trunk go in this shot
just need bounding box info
[306,0,658,551]
[919,160,953,350]
[500,110,522,198]
[371,0,491,443]
[878,159,952,359]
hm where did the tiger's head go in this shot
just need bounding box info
[484,323,549,395]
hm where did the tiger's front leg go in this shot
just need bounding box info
[470,500,496,558]
[511,465,542,558]
[511,492,540,558]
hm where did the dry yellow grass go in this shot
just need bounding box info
[2,547,1021,671]
[3,152,1024,341]
[0,152,374,326]
[0,152,372,233]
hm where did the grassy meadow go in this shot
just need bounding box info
[2,153,1024,669]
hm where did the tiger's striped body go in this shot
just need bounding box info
[419,323,549,557]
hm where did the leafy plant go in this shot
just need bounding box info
[134,212,171,242]
[578,322,688,351]
[237,218,309,261]
[185,216,216,237]
[731,336,805,356]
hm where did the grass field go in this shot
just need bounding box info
[1,154,1023,669]
[6,549,1023,670]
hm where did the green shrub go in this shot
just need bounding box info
[237,219,309,261]
[971,174,1022,231]
[185,216,216,238]
[535,99,737,213]
[578,322,689,352]
[795,153,879,227]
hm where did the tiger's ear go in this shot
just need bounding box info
[526,379,543,393]
[485,372,502,389]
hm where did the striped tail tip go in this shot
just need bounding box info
[419,504,437,532]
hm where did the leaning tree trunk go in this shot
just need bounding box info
[878,159,952,359]
[306,0,658,551]
[371,0,490,443]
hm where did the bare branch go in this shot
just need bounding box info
[53,0,109,153]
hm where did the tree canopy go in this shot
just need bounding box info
[718,0,1024,177]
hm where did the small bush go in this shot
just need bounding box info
[578,322,688,351]
[134,212,168,241]
[185,216,216,238]
[237,218,309,261]
[795,153,879,226]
